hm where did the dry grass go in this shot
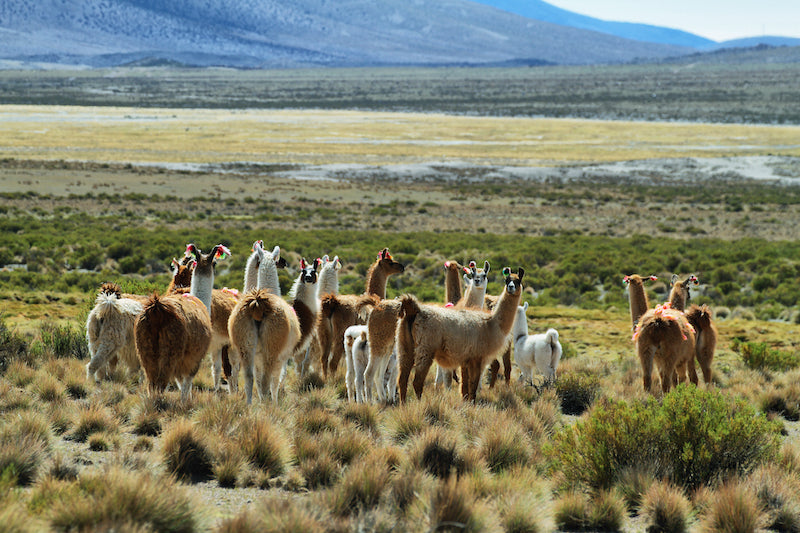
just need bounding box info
[1,106,799,169]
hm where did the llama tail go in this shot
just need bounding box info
[396,294,420,367]
[686,304,713,332]
[546,328,559,350]
[354,294,380,321]
[135,293,184,393]
[99,282,122,298]
[319,294,339,321]
[239,289,278,323]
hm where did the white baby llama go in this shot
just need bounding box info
[512,302,562,385]
[344,325,369,403]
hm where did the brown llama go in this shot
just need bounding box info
[228,258,320,404]
[685,304,717,384]
[623,274,658,329]
[633,303,698,394]
[316,248,404,379]
[86,258,195,381]
[134,244,228,401]
[395,267,525,403]
[668,274,698,311]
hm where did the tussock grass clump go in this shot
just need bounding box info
[409,427,464,479]
[428,477,486,532]
[70,403,117,443]
[161,420,214,483]
[296,406,340,434]
[87,432,113,452]
[297,371,325,393]
[390,469,428,516]
[556,372,600,416]
[214,447,245,489]
[616,465,657,515]
[341,402,380,434]
[0,316,30,374]
[192,395,246,434]
[298,451,339,490]
[640,480,692,533]
[478,414,531,474]
[47,454,79,482]
[747,465,800,533]
[237,418,287,477]
[220,499,323,533]
[5,360,36,388]
[554,385,781,491]
[385,400,429,443]
[589,489,627,532]
[327,456,389,518]
[132,436,153,452]
[31,372,66,403]
[699,481,766,533]
[320,428,372,466]
[0,437,45,487]
[42,467,200,533]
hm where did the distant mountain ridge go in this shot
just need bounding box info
[472,0,716,48]
[0,0,693,68]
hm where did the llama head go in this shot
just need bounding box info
[170,257,194,290]
[298,258,321,284]
[464,260,490,289]
[269,245,288,269]
[376,248,405,275]
[623,274,657,286]
[501,267,525,295]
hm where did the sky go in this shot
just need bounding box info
[545,0,800,42]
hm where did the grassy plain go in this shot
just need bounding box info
[2,65,800,531]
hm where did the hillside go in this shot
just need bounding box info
[0,0,691,68]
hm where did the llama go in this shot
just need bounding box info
[669,274,716,384]
[395,267,525,403]
[212,242,287,393]
[86,257,195,381]
[316,248,404,379]
[299,255,342,376]
[633,303,698,394]
[685,304,717,384]
[134,244,228,401]
[434,260,465,388]
[228,258,321,404]
[85,283,144,381]
[512,302,562,385]
[344,325,369,403]
[623,274,658,329]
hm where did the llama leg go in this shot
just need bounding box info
[329,341,345,376]
[412,355,434,399]
[397,350,415,404]
[502,346,512,384]
[385,351,398,403]
[377,349,394,403]
[488,359,500,388]
[227,347,240,395]
[699,347,713,384]
[211,348,223,391]
[687,354,699,385]
[242,353,256,405]
[86,342,117,382]
[638,344,654,393]
[465,359,483,402]
[460,365,470,399]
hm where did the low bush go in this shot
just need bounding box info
[734,340,800,372]
[553,385,781,491]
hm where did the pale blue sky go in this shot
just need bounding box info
[546,0,800,41]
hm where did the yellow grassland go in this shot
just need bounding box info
[1,105,800,166]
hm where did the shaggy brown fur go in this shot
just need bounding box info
[483,294,513,387]
[396,268,525,403]
[316,248,404,379]
[134,293,212,398]
[634,305,698,394]
[228,259,320,403]
[443,260,464,305]
[133,244,223,401]
[685,304,717,384]
[166,256,195,294]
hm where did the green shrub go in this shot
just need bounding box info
[734,340,800,372]
[553,385,781,491]
[30,320,88,360]
[0,316,29,374]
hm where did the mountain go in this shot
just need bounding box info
[714,36,800,49]
[0,0,693,69]
[471,0,716,48]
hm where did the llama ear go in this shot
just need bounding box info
[468,260,477,269]
[314,258,322,271]
[215,245,231,260]
[523,302,528,311]
[517,267,525,280]
[484,261,490,273]
[463,266,471,275]
[649,275,658,281]
[670,274,679,286]
[691,274,699,285]
[333,256,341,269]
[502,267,511,278]
[300,258,307,270]
[271,246,280,260]
[622,275,630,285]
[186,244,198,258]
[322,254,330,263]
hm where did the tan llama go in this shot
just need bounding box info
[316,248,404,379]
[395,267,525,403]
[228,258,320,404]
[134,244,228,401]
[623,274,658,329]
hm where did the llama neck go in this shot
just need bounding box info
[463,284,486,309]
[256,258,280,296]
[512,307,528,342]
[669,285,687,311]
[289,276,319,315]
[628,279,649,326]
[444,268,463,305]
[190,268,214,313]
[317,265,339,298]
[365,264,389,298]
[491,286,523,336]
[243,250,261,293]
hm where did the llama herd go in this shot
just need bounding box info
[85,242,716,405]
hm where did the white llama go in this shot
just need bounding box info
[512,302,562,385]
